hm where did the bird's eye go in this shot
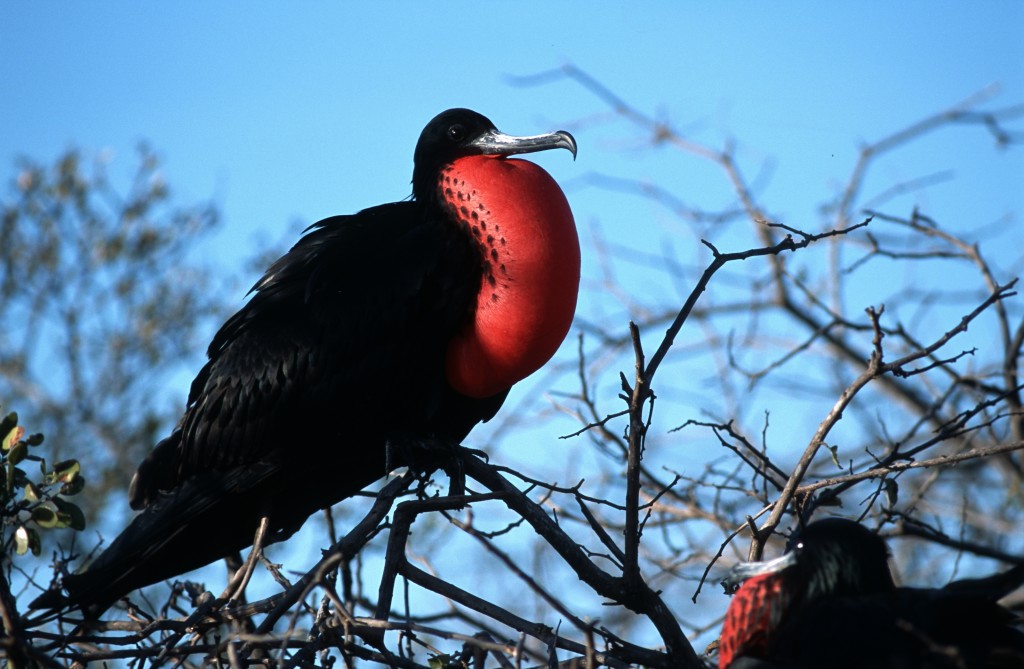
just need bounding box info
[447,124,467,142]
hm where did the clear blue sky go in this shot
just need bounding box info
[3,2,1020,414]
[2,2,1022,657]
[3,4,1020,249]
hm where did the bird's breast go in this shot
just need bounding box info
[720,573,791,667]
[438,156,579,398]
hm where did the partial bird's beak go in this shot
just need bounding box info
[721,552,799,592]
[469,129,578,161]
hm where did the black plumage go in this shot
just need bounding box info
[32,109,577,615]
[720,518,1024,669]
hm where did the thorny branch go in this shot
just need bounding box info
[519,61,1024,641]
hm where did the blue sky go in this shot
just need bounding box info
[4,3,1020,400]
[3,2,1023,658]
[4,5,1020,245]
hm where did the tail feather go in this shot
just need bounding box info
[30,462,285,616]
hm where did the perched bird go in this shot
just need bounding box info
[719,518,1024,668]
[32,109,579,615]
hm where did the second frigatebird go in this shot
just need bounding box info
[32,108,580,615]
[718,518,1024,668]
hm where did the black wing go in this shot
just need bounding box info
[130,201,504,509]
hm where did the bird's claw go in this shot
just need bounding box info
[385,436,479,497]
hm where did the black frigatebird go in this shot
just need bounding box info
[718,518,1024,668]
[31,109,580,615]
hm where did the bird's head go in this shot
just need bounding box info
[717,518,896,668]
[412,108,576,200]
[725,518,896,603]
[787,518,895,600]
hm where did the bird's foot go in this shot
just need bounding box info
[385,437,485,497]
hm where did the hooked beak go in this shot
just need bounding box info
[468,129,578,161]
[721,552,799,592]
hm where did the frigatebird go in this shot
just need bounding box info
[31,109,579,615]
[719,518,1024,668]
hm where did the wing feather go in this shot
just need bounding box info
[130,201,489,509]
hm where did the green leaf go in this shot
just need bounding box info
[25,527,41,555]
[8,440,27,466]
[11,467,29,488]
[53,497,86,531]
[50,459,81,484]
[883,479,899,508]
[23,482,41,502]
[60,476,85,496]
[15,526,30,555]
[3,425,24,452]
[827,444,841,469]
[31,505,59,528]
[0,412,17,447]
[25,433,44,447]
